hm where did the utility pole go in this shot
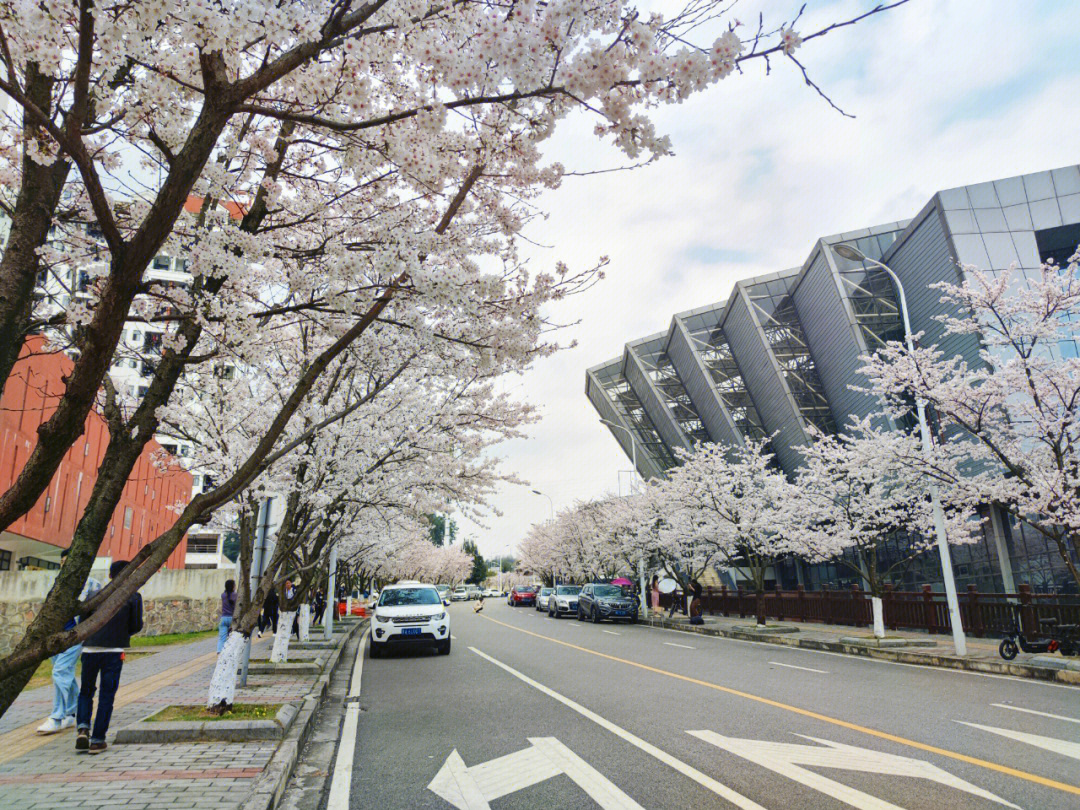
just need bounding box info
[239,497,273,687]
[324,543,337,640]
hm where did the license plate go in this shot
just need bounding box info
[614,611,626,616]
[402,627,421,636]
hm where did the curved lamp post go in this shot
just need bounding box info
[829,242,967,656]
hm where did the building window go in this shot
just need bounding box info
[152,256,170,270]
[123,506,133,529]
[43,495,51,513]
[0,549,10,571]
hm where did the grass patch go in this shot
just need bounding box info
[26,651,153,691]
[131,629,217,648]
[148,703,282,723]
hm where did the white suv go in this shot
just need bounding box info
[370,582,451,657]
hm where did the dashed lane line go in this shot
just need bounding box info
[663,642,695,650]
[603,630,621,637]
[991,703,1080,724]
[477,612,1080,797]
[769,661,828,674]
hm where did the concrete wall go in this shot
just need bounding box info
[0,569,231,656]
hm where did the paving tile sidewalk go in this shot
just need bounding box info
[0,633,328,810]
[645,609,1080,682]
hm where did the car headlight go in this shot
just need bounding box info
[375,614,391,623]
[433,612,446,621]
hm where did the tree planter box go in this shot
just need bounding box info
[732,625,800,635]
[245,659,323,675]
[839,636,936,648]
[116,703,298,744]
[291,640,336,650]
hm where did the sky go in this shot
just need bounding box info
[457,0,1080,559]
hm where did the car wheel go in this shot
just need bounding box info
[438,638,451,655]
[369,639,382,659]
[577,607,584,621]
[592,607,601,624]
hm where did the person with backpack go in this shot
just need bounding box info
[258,585,279,639]
[76,560,143,755]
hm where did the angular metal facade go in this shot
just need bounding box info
[585,165,1080,593]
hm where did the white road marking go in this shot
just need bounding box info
[768,661,827,674]
[469,646,767,810]
[451,634,457,640]
[326,628,368,810]
[427,737,644,810]
[663,642,695,649]
[956,721,1080,761]
[691,730,1019,810]
[603,630,621,636]
[991,703,1080,724]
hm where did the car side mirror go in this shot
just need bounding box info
[444,599,451,607]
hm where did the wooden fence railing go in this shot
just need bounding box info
[656,583,1080,637]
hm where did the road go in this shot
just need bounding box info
[331,601,1080,810]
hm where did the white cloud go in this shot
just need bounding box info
[458,0,1080,558]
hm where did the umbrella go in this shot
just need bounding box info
[611,577,633,586]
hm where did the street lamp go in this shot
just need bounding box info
[598,418,648,616]
[829,242,968,655]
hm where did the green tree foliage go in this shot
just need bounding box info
[500,556,515,573]
[427,514,458,547]
[463,540,486,585]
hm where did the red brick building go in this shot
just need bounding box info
[0,337,192,570]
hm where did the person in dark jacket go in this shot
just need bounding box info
[76,560,143,754]
[258,586,279,639]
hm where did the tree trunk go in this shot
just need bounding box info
[871,596,885,638]
[755,588,767,628]
[206,630,247,709]
[298,604,311,641]
[271,611,295,663]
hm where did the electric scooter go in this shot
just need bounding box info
[999,606,1080,660]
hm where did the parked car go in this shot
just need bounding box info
[466,585,482,600]
[535,587,554,611]
[482,588,499,598]
[435,584,451,605]
[451,586,469,602]
[577,583,638,623]
[508,585,538,606]
[369,582,451,657]
[547,584,582,618]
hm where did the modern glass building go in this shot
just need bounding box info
[586,165,1080,594]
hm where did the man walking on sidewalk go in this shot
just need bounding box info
[76,560,143,755]
[37,551,102,735]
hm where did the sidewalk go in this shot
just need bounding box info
[0,625,356,810]
[643,610,1080,684]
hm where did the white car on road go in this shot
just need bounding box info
[370,582,451,657]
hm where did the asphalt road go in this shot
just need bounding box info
[337,600,1080,810]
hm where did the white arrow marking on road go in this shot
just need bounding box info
[991,704,1080,725]
[957,721,1080,761]
[427,737,644,810]
[768,661,827,674]
[689,730,1020,810]
[663,642,695,649]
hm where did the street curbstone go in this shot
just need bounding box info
[643,615,1080,684]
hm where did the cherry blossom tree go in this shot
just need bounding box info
[662,440,796,627]
[789,418,979,637]
[0,0,907,716]
[860,256,1080,592]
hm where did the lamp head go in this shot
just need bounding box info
[832,243,867,262]
[531,489,543,496]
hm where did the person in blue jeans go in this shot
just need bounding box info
[37,551,102,735]
[77,559,143,755]
[218,579,237,653]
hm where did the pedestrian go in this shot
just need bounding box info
[284,579,301,639]
[77,559,143,754]
[650,574,660,614]
[473,592,485,613]
[689,578,704,625]
[217,579,237,653]
[312,588,325,626]
[37,551,102,735]
[258,585,279,639]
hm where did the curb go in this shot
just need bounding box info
[642,616,1080,684]
[115,704,298,744]
[240,619,368,810]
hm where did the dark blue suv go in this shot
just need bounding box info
[577,583,638,623]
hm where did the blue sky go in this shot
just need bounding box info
[458,0,1080,558]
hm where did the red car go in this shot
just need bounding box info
[508,585,539,606]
